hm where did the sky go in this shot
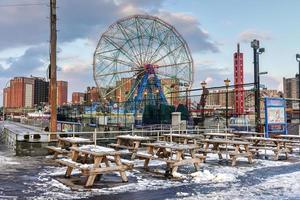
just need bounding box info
[0,0,300,105]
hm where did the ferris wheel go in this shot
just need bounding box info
[93,15,193,112]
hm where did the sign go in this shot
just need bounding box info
[292,102,299,110]
[264,97,287,137]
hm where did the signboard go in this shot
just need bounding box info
[264,97,287,137]
[292,102,299,110]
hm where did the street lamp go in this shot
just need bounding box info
[155,89,160,124]
[184,83,190,110]
[251,39,264,132]
[296,54,300,123]
[224,78,231,128]
[200,81,207,126]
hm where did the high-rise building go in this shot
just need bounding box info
[233,43,245,115]
[34,78,49,106]
[57,81,68,106]
[3,87,11,108]
[283,75,299,99]
[6,77,35,108]
[72,92,85,104]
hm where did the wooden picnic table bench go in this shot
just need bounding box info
[200,139,253,166]
[162,133,200,145]
[244,137,291,160]
[232,131,265,137]
[56,145,133,187]
[203,132,236,139]
[46,137,94,159]
[137,142,204,177]
[108,135,154,159]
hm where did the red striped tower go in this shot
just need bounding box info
[234,43,244,115]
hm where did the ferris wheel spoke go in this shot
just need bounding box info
[155,70,190,83]
[144,20,156,64]
[97,54,135,69]
[95,61,115,76]
[127,77,143,100]
[134,18,143,66]
[94,68,140,77]
[151,44,184,65]
[146,28,173,64]
[103,36,139,65]
[117,23,142,66]
[95,48,119,55]
[155,61,192,69]
[103,70,143,98]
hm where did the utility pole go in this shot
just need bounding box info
[49,0,57,135]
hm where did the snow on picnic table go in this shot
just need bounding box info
[78,145,115,153]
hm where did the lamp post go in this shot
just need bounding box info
[296,54,300,124]
[251,39,265,132]
[184,83,190,111]
[117,96,120,126]
[155,89,160,124]
[224,78,231,128]
[200,81,207,126]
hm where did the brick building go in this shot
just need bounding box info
[3,77,67,109]
[85,87,100,103]
[57,81,68,106]
[72,92,85,104]
[3,77,35,108]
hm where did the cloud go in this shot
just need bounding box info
[0,44,48,78]
[0,0,219,53]
[238,30,272,43]
[157,11,219,53]
[0,0,221,103]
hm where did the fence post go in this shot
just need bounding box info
[170,127,172,143]
[94,128,97,147]
[132,124,134,136]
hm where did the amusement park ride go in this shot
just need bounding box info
[93,15,193,115]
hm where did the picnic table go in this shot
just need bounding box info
[232,131,264,137]
[46,137,94,159]
[200,138,253,166]
[137,142,204,177]
[203,132,236,139]
[109,135,153,159]
[244,137,291,160]
[56,145,133,187]
[162,133,199,145]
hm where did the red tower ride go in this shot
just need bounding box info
[234,43,244,115]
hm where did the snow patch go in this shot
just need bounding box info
[191,170,236,183]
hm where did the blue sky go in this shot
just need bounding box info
[0,0,300,105]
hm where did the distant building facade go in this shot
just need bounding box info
[57,81,68,106]
[34,77,49,106]
[283,75,299,99]
[3,77,67,109]
[72,92,85,104]
[85,87,100,103]
[2,77,35,108]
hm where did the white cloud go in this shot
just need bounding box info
[238,30,272,43]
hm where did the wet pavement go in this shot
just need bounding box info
[1,139,300,199]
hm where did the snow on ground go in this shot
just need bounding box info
[0,155,20,166]
[2,143,300,200]
[30,152,298,200]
